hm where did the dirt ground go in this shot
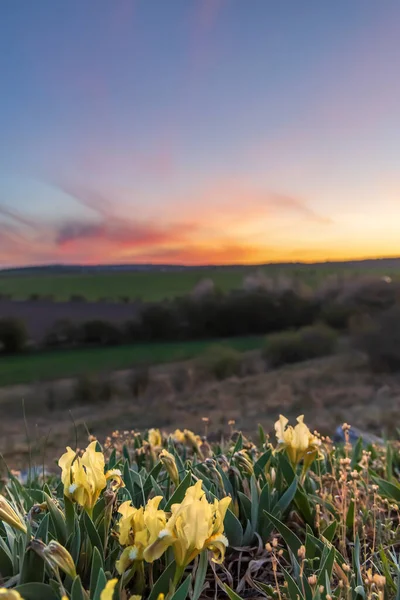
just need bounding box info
[1,349,399,469]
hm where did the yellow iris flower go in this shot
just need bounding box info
[116,496,166,574]
[274,415,322,470]
[144,480,231,567]
[58,441,107,512]
[148,428,162,447]
[0,495,27,534]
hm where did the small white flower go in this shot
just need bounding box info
[69,483,78,494]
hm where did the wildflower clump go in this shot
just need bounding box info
[0,413,397,599]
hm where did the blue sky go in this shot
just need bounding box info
[1,1,400,266]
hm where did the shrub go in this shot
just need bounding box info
[319,301,355,330]
[73,374,99,404]
[72,373,116,404]
[43,319,79,348]
[354,306,400,372]
[199,345,242,380]
[69,294,86,302]
[78,320,123,346]
[264,324,337,367]
[128,365,150,397]
[0,317,28,354]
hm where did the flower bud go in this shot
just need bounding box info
[43,540,77,579]
[159,450,179,487]
[0,495,26,534]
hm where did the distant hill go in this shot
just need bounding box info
[1,257,400,275]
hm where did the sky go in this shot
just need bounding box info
[0,0,400,267]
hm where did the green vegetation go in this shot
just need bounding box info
[1,262,399,301]
[0,335,264,387]
[0,417,399,599]
[0,269,247,301]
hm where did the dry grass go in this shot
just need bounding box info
[1,347,400,470]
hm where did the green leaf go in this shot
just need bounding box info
[250,477,259,529]
[44,493,67,545]
[263,510,302,555]
[148,560,177,600]
[165,472,192,511]
[20,546,45,584]
[143,462,163,500]
[258,424,266,446]
[255,581,275,596]
[35,513,50,544]
[171,574,191,600]
[242,519,254,546]
[282,566,305,600]
[93,568,107,600]
[253,449,272,479]
[71,576,86,600]
[316,545,335,590]
[353,534,364,591]
[237,492,252,522]
[224,584,245,600]
[90,546,104,597]
[322,520,337,543]
[232,433,243,455]
[351,436,363,469]
[192,551,208,600]
[107,448,117,469]
[64,495,76,539]
[14,583,58,600]
[277,477,297,514]
[224,509,243,547]
[123,460,135,500]
[346,499,355,531]
[373,476,400,503]
[84,510,104,554]
[0,538,13,578]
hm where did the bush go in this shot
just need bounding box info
[78,320,123,346]
[354,306,400,372]
[319,301,355,330]
[264,324,337,367]
[73,375,99,404]
[128,365,150,397]
[199,345,242,380]
[43,319,79,348]
[0,317,28,354]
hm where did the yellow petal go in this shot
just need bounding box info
[43,540,77,579]
[0,495,27,534]
[207,533,228,564]
[0,589,24,599]
[143,529,174,563]
[148,428,162,447]
[100,578,118,600]
[274,415,289,443]
[116,546,140,574]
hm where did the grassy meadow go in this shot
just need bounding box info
[1,261,399,301]
[0,335,264,387]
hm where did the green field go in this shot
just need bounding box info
[0,336,264,387]
[1,262,399,301]
[0,269,248,301]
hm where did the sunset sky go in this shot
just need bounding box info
[1,1,400,267]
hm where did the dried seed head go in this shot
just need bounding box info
[297,545,306,560]
[308,575,317,586]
